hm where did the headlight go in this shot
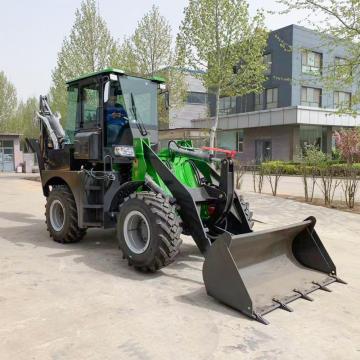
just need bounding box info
[114,146,135,157]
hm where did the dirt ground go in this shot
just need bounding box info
[0,178,359,359]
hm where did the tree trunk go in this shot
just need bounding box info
[210,88,220,148]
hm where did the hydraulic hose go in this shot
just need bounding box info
[168,141,212,161]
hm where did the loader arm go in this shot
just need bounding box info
[140,140,253,253]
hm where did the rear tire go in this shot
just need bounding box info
[45,185,86,243]
[117,192,182,272]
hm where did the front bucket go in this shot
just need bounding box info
[202,217,346,324]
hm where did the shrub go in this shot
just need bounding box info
[282,164,298,175]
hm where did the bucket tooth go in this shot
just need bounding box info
[313,281,332,292]
[253,312,270,325]
[331,275,347,285]
[272,298,294,312]
[293,289,314,301]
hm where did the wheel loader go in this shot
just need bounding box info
[27,68,345,325]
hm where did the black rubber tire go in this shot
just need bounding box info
[45,185,86,244]
[117,191,182,272]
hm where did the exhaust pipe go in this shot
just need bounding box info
[202,217,346,324]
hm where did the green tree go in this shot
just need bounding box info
[118,5,172,76]
[0,71,17,131]
[178,0,268,147]
[50,0,119,118]
[1,96,38,141]
[117,5,187,127]
[14,97,39,140]
[115,38,138,74]
[278,0,360,110]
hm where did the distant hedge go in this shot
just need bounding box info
[257,161,360,177]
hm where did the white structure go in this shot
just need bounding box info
[169,72,208,129]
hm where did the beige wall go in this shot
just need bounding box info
[13,137,23,168]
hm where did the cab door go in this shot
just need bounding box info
[73,78,103,160]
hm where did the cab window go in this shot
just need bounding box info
[81,83,99,127]
[65,85,78,143]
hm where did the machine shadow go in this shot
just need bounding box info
[0,211,251,319]
[0,211,206,283]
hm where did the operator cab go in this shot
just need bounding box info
[64,68,163,163]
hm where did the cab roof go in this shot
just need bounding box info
[66,67,166,85]
[66,68,125,84]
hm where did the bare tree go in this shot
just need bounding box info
[341,166,359,209]
[251,163,264,193]
[317,166,341,206]
[234,160,246,189]
[263,161,284,196]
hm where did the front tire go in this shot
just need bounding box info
[45,185,86,243]
[117,192,182,272]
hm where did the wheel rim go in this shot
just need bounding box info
[50,199,65,232]
[123,210,151,254]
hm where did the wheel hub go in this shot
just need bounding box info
[49,199,65,232]
[123,210,150,254]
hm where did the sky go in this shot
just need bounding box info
[0,0,311,101]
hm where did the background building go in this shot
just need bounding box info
[187,24,360,163]
[159,69,211,149]
[168,70,209,129]
[0,133,23,172]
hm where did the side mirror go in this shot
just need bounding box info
[158,86,170,111]
[159,90,170,110]
[164,91,170,110]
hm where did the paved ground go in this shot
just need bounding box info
[240,173,351,202]
[0,178,359,359]
[0,172,39,179]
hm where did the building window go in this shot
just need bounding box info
[216,131,236,150]
[334,91,351,108]
[301,50,322,75]
[219,96,236,115]
[254,92,263,111]
[236,130,244,152]
[266,88,278,109]
[301,87,322,107]
[263,53,272,75]
[187,92,207,104]
[300,125,327,153]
